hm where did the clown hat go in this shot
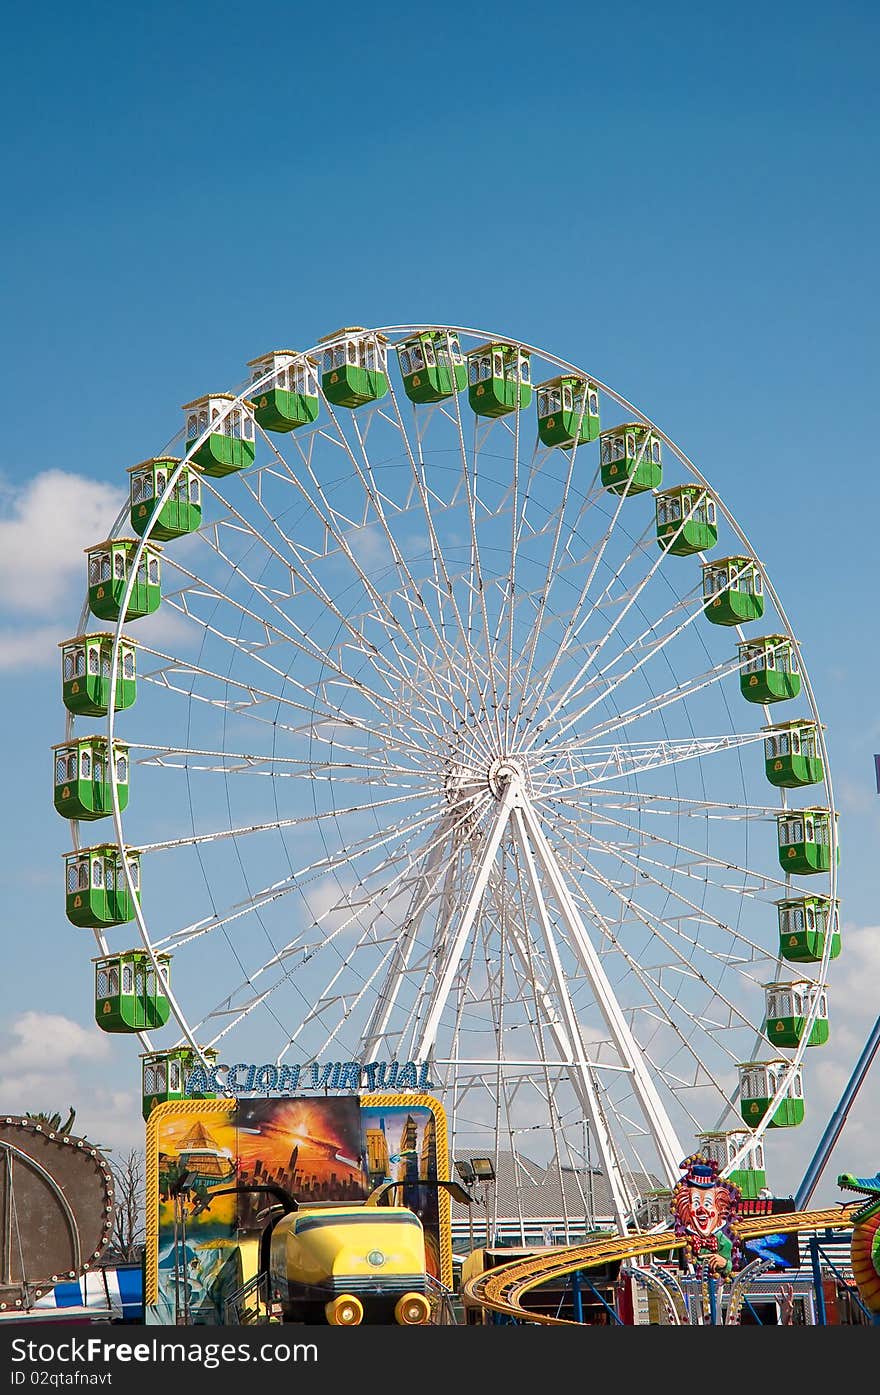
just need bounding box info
[680,1155,721,1188]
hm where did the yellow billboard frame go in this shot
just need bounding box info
[145,1092,452,1306]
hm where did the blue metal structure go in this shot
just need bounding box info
[795,1013,880,1210]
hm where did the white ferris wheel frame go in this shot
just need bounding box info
[61,323,838,1230]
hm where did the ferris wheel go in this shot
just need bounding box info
[55,324,840,1233]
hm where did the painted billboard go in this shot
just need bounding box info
[145,1093,450,1324]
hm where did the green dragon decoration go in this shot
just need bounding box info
[837,1171,880,1316]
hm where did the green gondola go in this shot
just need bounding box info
[536,375,600,447]
[64,845,141,928]
[738,635,801,704]
[702,556,764,626]
[776,894,841,964]
[599,422,662,494]
[94,950,171,1033]
[655,485,718,555]
[776,807,837,874]
[320,328,389,408]
[246,350,320,432]
[696,1131,767,1200]
[141,1046,218,1121]
[738,1060,805,1128]
[60,633,137,716]
[763,719,824,788]
[86,538,162,622]
[130,458,202,540]
[183,393,256,476]
[466,341,532,418]
[397,330,467,403]
[53,736,129,820]
[764,980,829,1048]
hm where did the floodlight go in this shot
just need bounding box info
[470,1157,496,1182]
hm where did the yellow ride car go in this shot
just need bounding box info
[269,1203,431,1326]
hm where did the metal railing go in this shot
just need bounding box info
[223,1271,273,1325]
[425,1274,460,1325]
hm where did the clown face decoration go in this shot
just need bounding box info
[671,1155,742,1277]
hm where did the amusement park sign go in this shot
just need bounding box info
[184,1059,435,1098]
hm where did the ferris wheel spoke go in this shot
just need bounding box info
[318,400,496,748]
[152,788,477,953]
[138,786,442,856]
[541,557,769,750]
[516,444,654,737]
[524,579,718,754]
[133,750,423,784]
[552,820,774,1033]
[394,843,485,1063]
[277,860,467,1065]
[195,478,475,738]
[516,509,658,721]
[556,651,745,752]
[525,507,679,742]
[142,657,440,768]
[552,803,792,931]
[508,445,606,746]
[554,795,793,898]
[501,381,528,749]
[530,730,764,790]
[413,782,523,1057]
[159,575,451,751]
[381,381,506,741]
[206,464,449,718]
[145,684,431,764]
[444,388,507,743]
[136,642,433,759]
[161,550,403,706]
[361,820,467,1059]
[203,908,405,1053]
[217,784,484,980]
[181,522,432,722]
[549,785,783,820]
[219,805,487,1055]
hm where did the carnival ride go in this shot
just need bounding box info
[55,321,847,1252]
[837,1172,880,1316]
[0,1116,115,1316]
[197,1178,467,1326]
[461,1194,870,1326]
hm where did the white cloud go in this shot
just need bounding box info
[0,470,207,672]
[0,470,124,616]
[0,1012,144,1154]
[129,605,195,653]
[0,623,67,671]
[829,922,880,1018]
[4,1010,110,1070]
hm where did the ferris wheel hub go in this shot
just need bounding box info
[442,754,526,809]
[487,757,524,799]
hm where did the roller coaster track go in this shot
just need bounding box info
[462,1203,860,1326]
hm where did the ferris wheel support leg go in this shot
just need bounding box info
[516,793,685,1186]
[509,807,637,1232]
[414,780,519,1057]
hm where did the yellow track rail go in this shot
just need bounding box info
[463,1203,859,1325]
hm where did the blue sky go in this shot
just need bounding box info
[1,1,878,1203]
